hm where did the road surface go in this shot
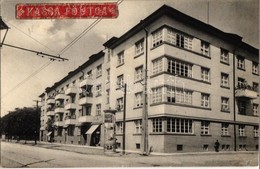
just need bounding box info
[1,142,258,167]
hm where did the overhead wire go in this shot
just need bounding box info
[2,0,124,98]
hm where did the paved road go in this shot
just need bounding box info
[1,142,258,167]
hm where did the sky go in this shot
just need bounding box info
[0,0,259,117]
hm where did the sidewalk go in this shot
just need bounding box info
[2,139,258,157]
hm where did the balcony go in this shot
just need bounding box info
[46,109,55,116]
[54,121,64,127]
[55,105,65,114]
[79,78,94,88]
[235,83,258,99]
[47,98,55,105]
[79,93,93,105]
[55,92,65,100]
[78,115,102,123]
[65,86,77,96]
[64,102,77,110]
[64,115,76,125]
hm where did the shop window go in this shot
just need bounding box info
[177,145,183,151]
[136,143,141,149]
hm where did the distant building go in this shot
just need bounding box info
[39,5,259,153]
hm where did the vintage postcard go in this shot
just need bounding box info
[0,0,259,167]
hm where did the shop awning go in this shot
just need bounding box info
[46,132,52,136]
[85,124,99,135]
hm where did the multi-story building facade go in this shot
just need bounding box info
[39,51,110,146]
[39,5,258,153]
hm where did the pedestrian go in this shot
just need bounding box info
[214,140,220,152]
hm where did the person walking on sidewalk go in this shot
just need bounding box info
[214,140,220,152]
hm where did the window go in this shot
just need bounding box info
[117,51,124,65]
[135,39,144,55]
[96,104,101,116]
[106,69,110,83]
[254,126,259,137]
[96,65,102,77]
[221,97,229,111]
[167,118,193,134]
[106,90,110,104]
[117,75,124,88]
[152,118,163,132]
[165,28,192,50]
[201,93,210,108]
[68,125,75,136]
[116,98,124,111]
[134,120,142,134]
[252,82,259,91]
[107,49,111,62]
[151,87,163,104]
[201,121,210,135]
[238,100,246,115]
[201,67,210,82]
[201,41,210,56]
[220,49,229,64]
[167,58,192,77]
[166,87,192,105]
[135,66,143,81]
[176,34,184,48]
[222,145,230,151]
[152,29,163,47]
[253,104,258,116]
[57,127,62,136]
[136,143,141,149]
[237,56,245,70]
[237,77,245,88]
[203,144,209,151]
[152,58,163,75]
[96,84,102,96]
[86,70,92,79]
[221,123,229,136]
[221,73,229,87]
[177,145,183,151]
[135,92,143,107]
[238,124,246,136]
[252,62,259,74]
[116,122,123,134]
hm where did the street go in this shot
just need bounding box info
[1,141,258,167]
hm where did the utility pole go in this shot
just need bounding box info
[122,83,127,155]
[33,100,39,145]
[141,21,149,155]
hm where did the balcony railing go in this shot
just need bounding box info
[65,86,77,96]
[47,97,55,104]
[46,107,55,116]
[55,105,65,114]
[79,95,93,105]
[64,102,77,110]
[235,85,258,99]
[55,91,65,100]
[79,78,94,88]
[79,92,93,99]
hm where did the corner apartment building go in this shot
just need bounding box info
[39,5,259,153]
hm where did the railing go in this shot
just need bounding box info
[65,114,76,120]
[79,92,93,99]
[236,83,258,92]
[47,107,55,111]
[55,104,64,108]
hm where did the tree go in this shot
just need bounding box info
[1,107,40,141]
